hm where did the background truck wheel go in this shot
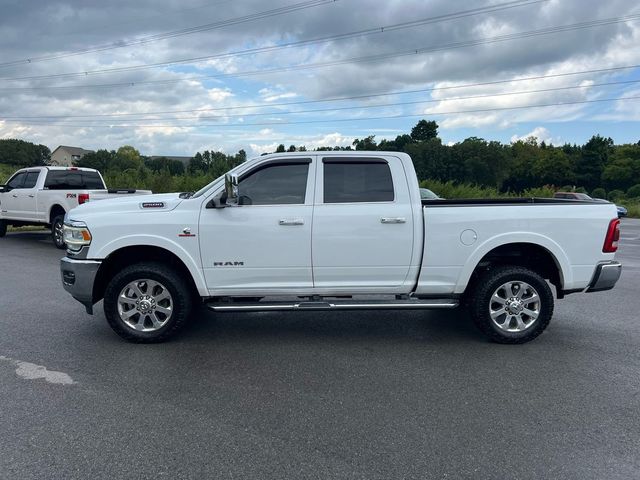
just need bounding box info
[468,265,554,344]
[103,262,193,343]
[51,215,66,249]
[0,220,6,237]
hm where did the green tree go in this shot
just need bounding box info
[276,144,286,153]
[0,139,50,167]
[352,135,377,150]
[114,145,142,171]
[576,135,613,191]
[410,120,439,142]
[76,149,114,171]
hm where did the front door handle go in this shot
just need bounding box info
[12,194,18,198]
[28,194,35,198]
[279,218,304,226]
[381,217,406,224]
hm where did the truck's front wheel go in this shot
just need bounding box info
[51,215,66,249]
[103,262,193,343]
[468,265,554,344]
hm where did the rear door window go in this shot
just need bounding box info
[323,159,394,203]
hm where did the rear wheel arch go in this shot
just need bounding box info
[93,245,200,305]
[464,242,564,297]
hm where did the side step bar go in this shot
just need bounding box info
[207,298,459,312]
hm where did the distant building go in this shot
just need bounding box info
[148,155,192,166]
[50,145,94,167]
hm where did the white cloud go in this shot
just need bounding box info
[510,126,557,144]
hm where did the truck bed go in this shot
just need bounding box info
[422,197,603,207]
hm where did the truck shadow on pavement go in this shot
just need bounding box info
[176,307,483,345]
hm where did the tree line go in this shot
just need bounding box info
[1,120,639,200]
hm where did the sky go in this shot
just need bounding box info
[0,0,639,158]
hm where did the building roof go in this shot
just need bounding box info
[51,145,94,156]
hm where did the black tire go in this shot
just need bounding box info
[51,215,66,249]
[103,262,193,343]
[0,220,6,238]
[468,265,554,344]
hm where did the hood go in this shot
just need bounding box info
[67,192,185,221]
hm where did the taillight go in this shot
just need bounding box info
[603,218,620,253]
[78,193,90,205]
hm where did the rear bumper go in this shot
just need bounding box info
[60,257,101,314]
[586,261,622,292]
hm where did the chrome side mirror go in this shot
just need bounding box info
[224,173,239,206]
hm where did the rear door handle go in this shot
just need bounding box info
[279,218,304,226]
[380,217,406,224]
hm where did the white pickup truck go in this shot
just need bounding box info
[0,166,151,248]
[59,151,622,344]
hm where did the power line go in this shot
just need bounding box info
[0,0,546,77]
[4,78,639,122]
[2,13,638,87]
[5,94,639,128]
[0,0,337,68]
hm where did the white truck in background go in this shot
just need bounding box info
[0,166,151,248]
[59,151,622,344]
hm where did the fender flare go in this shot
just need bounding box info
[453,232,571,294]
[95,234,208,296]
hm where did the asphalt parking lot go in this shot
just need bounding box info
[1,220,639,479]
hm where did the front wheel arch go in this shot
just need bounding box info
[93,245,200,306]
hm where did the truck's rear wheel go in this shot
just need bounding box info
[103,262,193,343]
[0,220,6,238]
[468,265,554,344]
[51,215,65,249]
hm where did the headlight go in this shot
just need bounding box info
[63,221,92,251]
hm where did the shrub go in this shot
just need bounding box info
[608,189,625,201]
[574,186,587,193]
[591,187,606,199]
[627,184,640,199]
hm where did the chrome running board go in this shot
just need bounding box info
[207,298,458,312]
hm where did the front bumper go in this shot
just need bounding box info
[60,257,101,314]
[586,261,622,292]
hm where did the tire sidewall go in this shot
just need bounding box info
[473,267,554,343]
[51,215,66,249]
[103,263,192,342]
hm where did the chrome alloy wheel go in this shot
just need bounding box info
[489,281,541,332]
[54,220,64,246]
[117,279,173,332]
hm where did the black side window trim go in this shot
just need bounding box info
[238,158,312,182]
[322,157,388,164]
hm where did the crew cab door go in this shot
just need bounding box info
[16,171,41,221]
[200,157,315,293]
[1,171,27,219]
[312,156,415,289]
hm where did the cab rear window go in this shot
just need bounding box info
[44,171,105,190]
